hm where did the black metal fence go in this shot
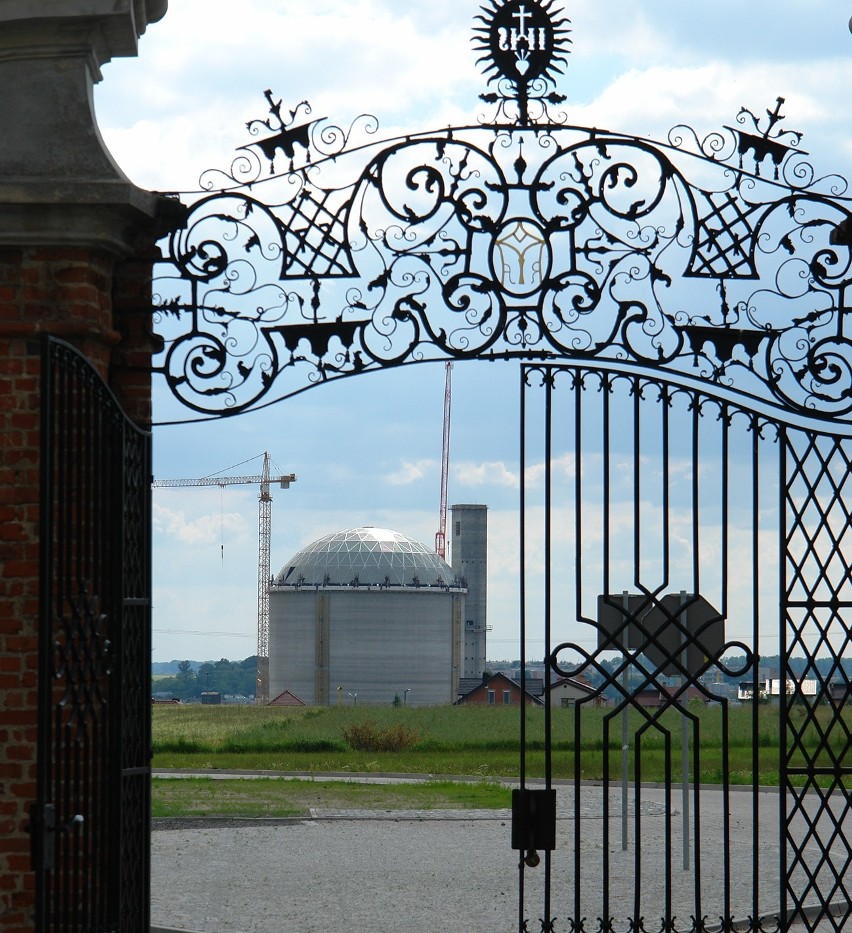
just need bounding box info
[517,363,851,933]
[34,337,152,932]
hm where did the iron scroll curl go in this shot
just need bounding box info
[152,11,852,425]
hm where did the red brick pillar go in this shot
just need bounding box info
[0,3,172,929]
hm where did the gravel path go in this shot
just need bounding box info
[150,783,849,933]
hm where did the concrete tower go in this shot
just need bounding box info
[451,504,488,677]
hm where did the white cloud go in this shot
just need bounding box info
[384,459,435,485]
[153,502,250,546]
[455,460,519,488]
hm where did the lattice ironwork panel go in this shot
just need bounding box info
[781,430,852,932]
[784,433,852,606]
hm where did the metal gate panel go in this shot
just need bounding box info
[781,430,852,930]
[518,363,851,933]
[35,338,152,932]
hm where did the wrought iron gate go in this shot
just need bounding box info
[146,1,852,929]
[34,337,152,932]
[517,362,851,933]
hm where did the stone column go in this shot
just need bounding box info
[0,4,174,930]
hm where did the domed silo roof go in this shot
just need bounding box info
[275,527,453,587]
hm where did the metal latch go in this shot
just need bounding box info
[29,802,56,871]
[511,788,556,868]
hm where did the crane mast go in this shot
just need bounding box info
[256,454,272,705]
[436,362,452,561]
[152,453,296,705]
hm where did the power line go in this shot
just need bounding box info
[153,629,252,638]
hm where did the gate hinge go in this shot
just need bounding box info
[511,788,556,867]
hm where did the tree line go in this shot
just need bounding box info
[153,656,257,700]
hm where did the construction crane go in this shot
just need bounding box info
[435,361,452,561]
[152,453,296,705]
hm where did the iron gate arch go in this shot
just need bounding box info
[150,2,852,930]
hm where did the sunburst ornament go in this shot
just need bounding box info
[472,0,571,89]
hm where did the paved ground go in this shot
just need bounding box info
[150,777,849,933]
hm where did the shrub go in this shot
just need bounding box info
[342,720,421,752]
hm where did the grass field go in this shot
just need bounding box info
[152,776,512,818]
[153,702,847,781]
[151,703,849,816]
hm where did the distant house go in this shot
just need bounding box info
[268,689,306,707]
[737,681,759,702]
[456,672,543,707]
[200,691,222,705]
[549,676,605,708]
[828,681,850,707]
[634,685,708,708]
[738,678,820,703]
[635,686,672,708]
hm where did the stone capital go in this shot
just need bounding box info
[0,2,168,73]
[0,0,172,254]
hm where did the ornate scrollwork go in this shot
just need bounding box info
[152,4,852,425]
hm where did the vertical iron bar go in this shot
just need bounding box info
[721,405,733,927]
[751,414,763,923]
[543,367,553,925]
[661,379,671,590]
[603,711,612,925]
[680,592,690,872]
[600,371,610,613]
[621,593,629,853]
[518,364,527,933]
[632,374,641,600]
[574,367,584,929]
[693,713,702,926]
[663,730,672,928]
[779,427,788,930]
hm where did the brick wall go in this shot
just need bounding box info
[0,333,40,932]
[0,239,160,931]
[0,245,57,930]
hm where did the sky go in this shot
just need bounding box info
[94,1,852,664]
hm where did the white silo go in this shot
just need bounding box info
[268,527,466,706]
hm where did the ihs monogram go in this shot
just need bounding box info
[498,3,550,74]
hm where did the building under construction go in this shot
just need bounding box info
[268,506,487,706]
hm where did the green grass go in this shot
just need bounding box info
[151,776,512,819]
[152,702,851,786]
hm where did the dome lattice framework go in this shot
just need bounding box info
[274,527,458,588]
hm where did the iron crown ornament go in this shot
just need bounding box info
[152,2,852,427]
[472,0,572,125]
